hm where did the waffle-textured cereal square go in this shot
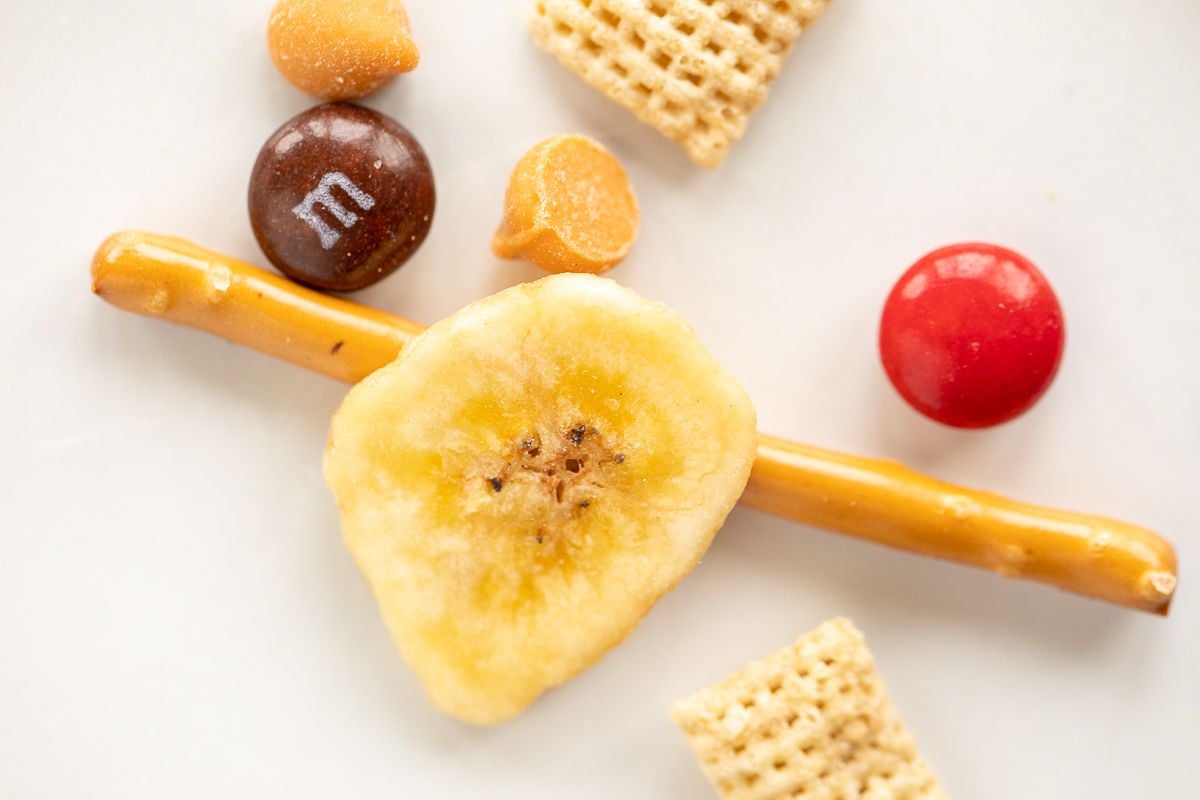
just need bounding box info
[671,618,949,800]
[530,0,833,167]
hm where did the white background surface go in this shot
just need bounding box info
[2,1,1198,797]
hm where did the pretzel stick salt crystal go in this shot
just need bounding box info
[91,231,1178,614]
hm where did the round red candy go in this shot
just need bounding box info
[879,243,1066,429]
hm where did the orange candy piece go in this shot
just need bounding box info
[493,135,639,275]
[267,0,419,100]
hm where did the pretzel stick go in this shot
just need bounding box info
[91,231,423,383]
[91,231,1178,614]
[743,437,1176,613]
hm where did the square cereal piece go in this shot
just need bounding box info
[530,0,834,168]
[671,618,949,800]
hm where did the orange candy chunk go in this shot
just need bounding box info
[493,135,639,275]
[268,0,419,100]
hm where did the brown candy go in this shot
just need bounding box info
[248,103,435,292]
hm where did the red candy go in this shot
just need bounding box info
[879,243,1066,429]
